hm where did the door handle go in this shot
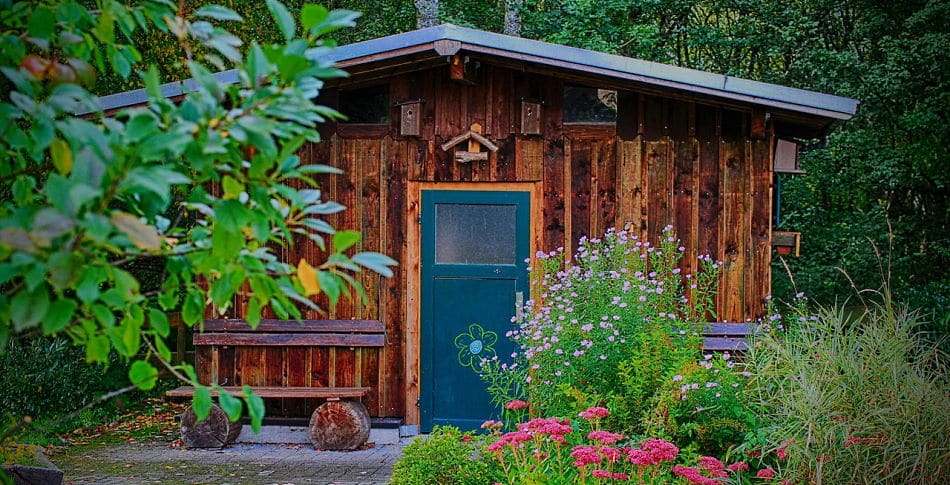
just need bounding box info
[515,291,524,323]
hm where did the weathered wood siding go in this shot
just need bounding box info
[221,63,773,421]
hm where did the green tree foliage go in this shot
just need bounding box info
[518,0,949,321]
[0,0,395,432]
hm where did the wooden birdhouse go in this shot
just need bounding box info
[775,138,805,174]
[772,231,801,256]
[396,99,424,137]
[520,99,542,135]
[440,123,498,163]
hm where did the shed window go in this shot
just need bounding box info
[564,85,617,123]
[339,84,389,124]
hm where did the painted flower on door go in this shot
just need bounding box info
[454,323,498,370]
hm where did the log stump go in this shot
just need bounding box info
[180,404,242,448]
[309,400,370,450]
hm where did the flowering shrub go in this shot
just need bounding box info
[483,405,771,484]
[477,227,756,453]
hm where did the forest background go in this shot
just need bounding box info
[101,0,949,331]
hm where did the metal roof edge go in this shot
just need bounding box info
[89,69,240,114]
[92,24,859,120]
[329,23,858,119]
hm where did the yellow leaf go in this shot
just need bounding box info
[297,258,321,296]
[50,138,73,175]
[111,212,161,250]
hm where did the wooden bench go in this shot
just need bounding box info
[166,319,385,450]
[702,322,755,352]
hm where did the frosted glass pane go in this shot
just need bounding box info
[435,203,516,264]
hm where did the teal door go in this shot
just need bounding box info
[420,190,530,432]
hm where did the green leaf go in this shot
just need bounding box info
[182,290,204,325]
[193,386,213,421]
[11,286,49,332]
[42,298,76,334]
[209,276,235,308]
[129,360,159,390]
[246,298,262,328]
[76,268,102,303]
[111,212,161,250]
[215,200,249,233]
[351,252,397,278]
[222,176,244,200]
[126,112,158,143]
[331,230,360,253]
[243,385,265,433]
[194,6,242,22]
[86,335,110,364]
[50,138,73,175]
[28,7,55,40]
[211,227,242,259]
[149,308,170,337]
[143,65,161,99]
[266,0,295,42]
[217,390,243,422]
[300,5,328,31]
[317,271,340,306]
[155,337,172,362]
[121,319,142,357]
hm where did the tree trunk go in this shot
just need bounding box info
[414,0,439,29]
[309,400,371,450]
[504,0,523,37]
[180,404,242,448]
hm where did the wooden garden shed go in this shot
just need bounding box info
[101,24,858,434]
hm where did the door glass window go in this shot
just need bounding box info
[435,203,516,264]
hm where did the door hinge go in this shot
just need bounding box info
[416,397,421,407]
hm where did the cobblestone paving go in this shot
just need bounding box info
[58,439,410,485]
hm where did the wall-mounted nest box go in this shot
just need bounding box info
[775,138,805,174]
[520,98,543,136]
[396,99,425,137]
[772,231,801,257]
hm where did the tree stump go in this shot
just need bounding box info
[180,404,242,448]
[309,400,371,450]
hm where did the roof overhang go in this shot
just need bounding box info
[95,23,858,135]
[328,24,859,127]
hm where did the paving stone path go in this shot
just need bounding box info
[56,439,410,485]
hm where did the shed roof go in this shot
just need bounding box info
[328,24,858,122]
[97,23,858,128]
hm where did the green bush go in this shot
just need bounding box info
[0,337,128,421]
[747,299,950,484]
[478,227,757,454]
[389,426,498,485]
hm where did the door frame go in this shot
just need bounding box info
[405,181,541,427]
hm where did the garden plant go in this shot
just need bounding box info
[0,0,393,448]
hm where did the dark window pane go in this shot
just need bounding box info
[435,203,516,264]
[339,85,389,124]
[563,85,617,123]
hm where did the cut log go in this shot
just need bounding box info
[309,400,371,450]
[180,404,242,448]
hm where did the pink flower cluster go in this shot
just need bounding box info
[486,430,533,452]
[517,417,573,443]
[578,406,610,419]
[587,430,623,445]
[505,399,529,410]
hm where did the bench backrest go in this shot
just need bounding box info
[702,322,754,352]
[193,319,386,413]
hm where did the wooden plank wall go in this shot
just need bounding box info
[220,62,773,421]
